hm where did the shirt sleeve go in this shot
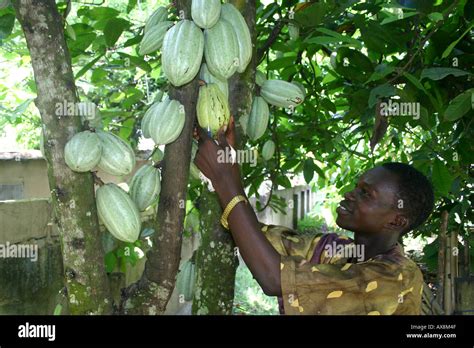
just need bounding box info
[259,222,323,260]
[279,255,424,315]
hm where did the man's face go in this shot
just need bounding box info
[336,167,404,235]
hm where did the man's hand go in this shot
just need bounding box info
[193,115,241,198]
[193,116,282,297]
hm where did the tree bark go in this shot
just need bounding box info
[192,0,256,315]
[121,0,197,315]
[462,236,470,276]
[437,210,448,309]
[12,0,112,314]
[192,189,238,314]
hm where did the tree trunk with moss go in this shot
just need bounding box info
[121,0,197,315]
[192,0,256,315]
[12,0,113,314]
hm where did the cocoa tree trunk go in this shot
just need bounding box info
[192,0,256,315]
[12,0,112,314]
[192,188,238,314]
[438,210,448,310]
[121,0,197,315]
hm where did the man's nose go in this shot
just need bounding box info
[344,190,356,201]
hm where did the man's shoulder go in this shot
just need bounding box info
[367,244,424,282]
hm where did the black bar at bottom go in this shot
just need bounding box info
[0,315,472,346]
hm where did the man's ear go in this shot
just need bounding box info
[386,214,409,233]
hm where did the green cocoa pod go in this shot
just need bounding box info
[260,79,305,108]
[148,99,185,145]
[191,0,221,29]
[196,83,230,138]
[247,96,269,141]
[141,98,171,139]
[139,21,173,55]
[129,164,161,211]
[204,19,239,80]
[199,63,229,99]
[96,183,141,243]
[176,260,196,301]
[262,139,276,160]
[96,131,136,176]
[64,131,102,172]
[162,20,204,87]
[144,6,168,33]
[221,3,252,73]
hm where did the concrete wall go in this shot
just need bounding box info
[250,185,316,229]
[0,198,58,243]
[0,158,51,200]
[0,197,199,315]
[455,277,474,315]
[0,152,149,200]
[0,199,62,315]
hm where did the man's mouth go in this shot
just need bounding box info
[337,201,353,215]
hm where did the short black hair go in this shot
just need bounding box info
[382,162,435,234]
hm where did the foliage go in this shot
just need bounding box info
[240,0,473,263]
[297,215,329,235]
[104,240,145,274]
[3,0,471,241]
[1,0,473,308]
[233,263,279,315]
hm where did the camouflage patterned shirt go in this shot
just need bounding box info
[260,223,424,315]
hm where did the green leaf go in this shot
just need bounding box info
[267,56,295,70]
[366,64,395,83]
[306,36,341,45]
[117,53,152,73]
[316,28,362,48]
[53,304,62,316]
[368,84,397,107]
[127,0,138,13]
[420,67,471,80]
[320,98,336,113]
[85,7,120,20]
[271,42,293,52]
[431,159,453,196]
[380,11,418,25]
[444,89,473,121]
[303,159,314,183]
[333,47,374,83]
[313,162,325,179]
[68,28,97,57]
[119,118,135,140]
[0,13,14,40]
[13,98,34,118]
[275,175,292,189]
[65,22,76,41]
[103,18,129,47]
[75,54,104,80]
[294,2,326,27]
[403,72,426,92]
[91,68,107,84]
[105,252,117,273]
[428,12,443,22]
[441,23,474,59]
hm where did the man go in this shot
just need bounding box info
[194,117,434,315]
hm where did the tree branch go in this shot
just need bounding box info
[121,0,197,315]
[12,0,112,314]
[387,0,460,85]
[257,19,284,64]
